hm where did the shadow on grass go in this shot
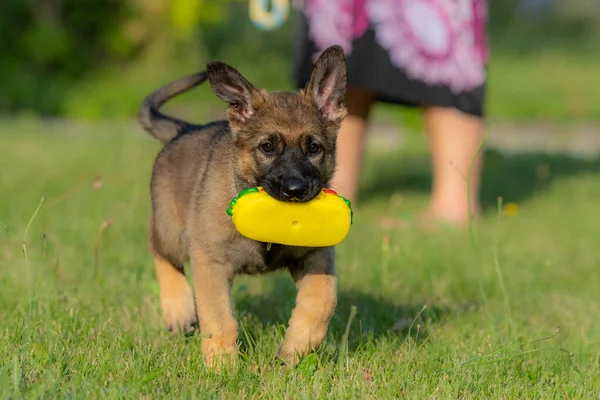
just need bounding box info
[234,274,455,354]
[358,149,600,211]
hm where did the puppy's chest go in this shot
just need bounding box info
[234,242,312,275]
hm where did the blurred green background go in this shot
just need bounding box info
[1,0,599,126]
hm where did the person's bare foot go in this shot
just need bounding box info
[423,106,485,228]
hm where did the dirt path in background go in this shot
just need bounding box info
[367,121,600,157]
[19,117,600,157]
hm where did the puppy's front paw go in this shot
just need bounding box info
[277,345,303,368]
[160,284,197,334]
[277,323,329,367]
[202,336,238,369]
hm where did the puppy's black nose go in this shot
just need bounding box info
[282,177,308,200]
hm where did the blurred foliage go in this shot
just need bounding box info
[0,0,599,121]
[0,0,132,115]
[489,0,600,54]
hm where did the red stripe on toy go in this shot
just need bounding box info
[322,189,337,195]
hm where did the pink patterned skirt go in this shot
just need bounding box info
[292,0,489,116]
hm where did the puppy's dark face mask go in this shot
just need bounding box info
[207,46,347,203]
[242,111,333,202]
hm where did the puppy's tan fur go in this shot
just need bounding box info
[139,46,347,367]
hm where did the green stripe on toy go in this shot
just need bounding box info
[226,187,261,216]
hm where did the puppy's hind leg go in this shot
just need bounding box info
[189,245,238,368]
[152,251,198,335]
[149,209,197,334]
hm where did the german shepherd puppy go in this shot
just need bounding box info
[138,45,347,367]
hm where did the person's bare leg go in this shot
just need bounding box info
[423,106,484,225]
[329,87,375,204]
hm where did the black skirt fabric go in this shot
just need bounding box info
[292,0,489,117]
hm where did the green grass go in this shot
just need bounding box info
[1,119,599,398]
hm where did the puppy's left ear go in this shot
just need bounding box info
[304,45,348,124]
[207,62,264,125]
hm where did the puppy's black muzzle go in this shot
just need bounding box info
[259,148,323,203]
[282,177,308,201]
[262,176,322,203]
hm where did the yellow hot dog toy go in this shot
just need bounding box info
[226,187,353,247]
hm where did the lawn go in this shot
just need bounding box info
[1,119,599,398]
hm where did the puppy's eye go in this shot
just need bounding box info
[260,142,275,154]
[308,142,321,154]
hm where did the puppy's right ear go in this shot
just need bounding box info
[207,62,264,125]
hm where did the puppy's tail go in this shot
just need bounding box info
[138,71,208,145]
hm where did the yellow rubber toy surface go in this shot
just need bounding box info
[226,187,352,247]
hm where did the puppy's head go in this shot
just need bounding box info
[207,45,347,202]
